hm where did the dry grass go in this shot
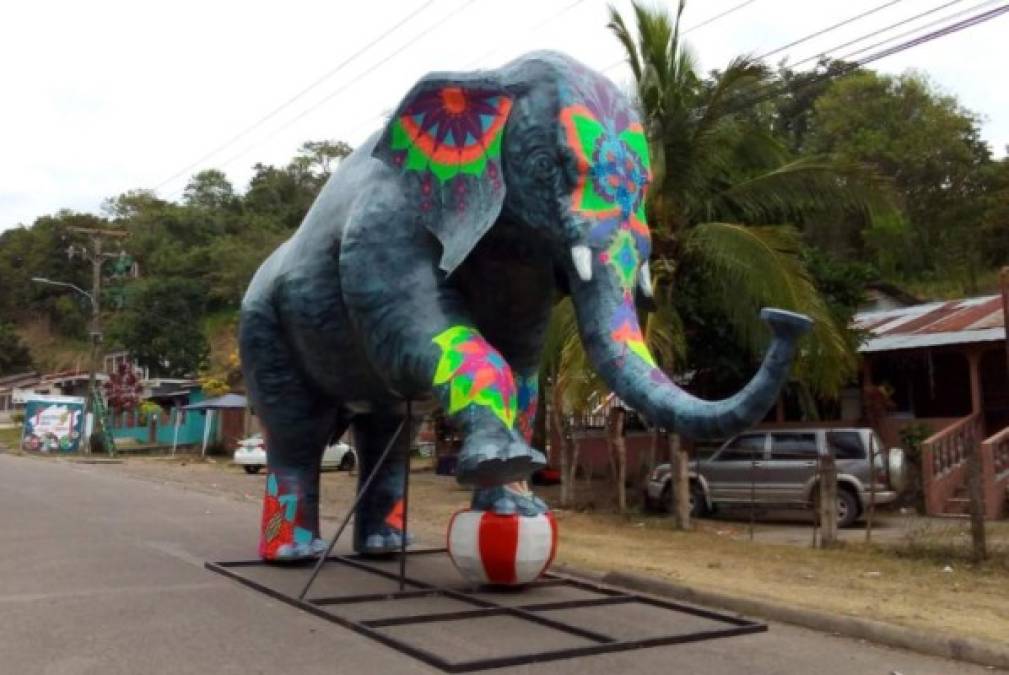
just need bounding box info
[16,319,90,373]
[101,457,1009,645]
[0,426,22,450]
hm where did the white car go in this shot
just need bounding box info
[232,434,356,474]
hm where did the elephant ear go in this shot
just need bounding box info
[373,74,513,275]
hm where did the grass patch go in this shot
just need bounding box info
[0,426,21,449]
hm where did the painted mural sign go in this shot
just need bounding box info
[20,394,86,453]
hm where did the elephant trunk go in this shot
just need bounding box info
[568,250,812,440]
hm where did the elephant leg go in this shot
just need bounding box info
[239,308,344,561]
[341,238,545,487]
[350,408,420,554]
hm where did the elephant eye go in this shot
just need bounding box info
[529,152,557,181]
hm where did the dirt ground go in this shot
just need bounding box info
[49,454,1009,645]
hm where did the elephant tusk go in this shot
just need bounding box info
[639,261,654,297]
[571,245,592,282]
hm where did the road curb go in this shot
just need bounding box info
[577,568,1009,670]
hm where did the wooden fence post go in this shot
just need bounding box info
[607,407,627,513]
[670,432,690,530]
[818,454,838,548]
[967,442,988,562]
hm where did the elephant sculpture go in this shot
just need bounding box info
[239,51,812,560]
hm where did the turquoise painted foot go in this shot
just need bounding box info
[361,527,415,555]
[271,537,328,561]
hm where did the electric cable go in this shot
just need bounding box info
[732,3,1009,115]
[164,0,480,199]
[153,0,436,192]
[603,0,760,73]
[791,0,978,68]
[832,0,999,62]
[755,0,905,60]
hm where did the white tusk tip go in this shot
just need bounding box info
[571,245,592,282]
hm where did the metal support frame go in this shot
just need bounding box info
[207,550,766,672]
[208,397,766,671]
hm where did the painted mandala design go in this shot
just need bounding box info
[432,325,517,428]
[389,86,512,182]
[560,75,660,371]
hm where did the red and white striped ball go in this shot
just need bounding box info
[447,510,557,586]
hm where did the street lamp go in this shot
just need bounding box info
[31,277,96,311]
[31,276,102,453]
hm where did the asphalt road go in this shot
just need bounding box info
[0,453,995,675]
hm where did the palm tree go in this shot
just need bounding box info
[542,1,893,511]
[600,0,893,399]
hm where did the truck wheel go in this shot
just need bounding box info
[339,452,356,471]
[690,482,708,518]
[243,465,262,475]
[836,488,860,528]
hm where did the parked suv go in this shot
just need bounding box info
[643,428,907,527]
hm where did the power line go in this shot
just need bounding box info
[165,0,480,199]
[855,2,1009,63]
[792,0,974,68]
[755,0,905,60]
[153,0,436,192]
[684,0,758,35]
[603,0,760,74]
[734,3,1009,113]
[465,0,589,69]
[833,0,999,63]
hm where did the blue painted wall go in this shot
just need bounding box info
[111,389,218,446]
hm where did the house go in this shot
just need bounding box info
[853,294,1009,518]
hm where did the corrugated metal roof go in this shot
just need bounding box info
[853,294,1006,353]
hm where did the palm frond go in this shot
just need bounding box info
[703,156,897,225]
[683,222,858,396]
[606,5,642,83]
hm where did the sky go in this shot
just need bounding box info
[1,0,1007,232]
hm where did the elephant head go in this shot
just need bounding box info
[373,51,811,440]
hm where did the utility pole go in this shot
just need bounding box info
[67,227,128,452]
[1001,267,1009,381]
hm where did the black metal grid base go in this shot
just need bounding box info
[206,548,766,672]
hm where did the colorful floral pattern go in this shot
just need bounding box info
[259,470,315,560]
[515,375,539,442]
[560,75,659,370]
[388,87,512,183]
[432,325,517,428]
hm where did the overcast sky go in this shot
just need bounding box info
[2,0,1006,232]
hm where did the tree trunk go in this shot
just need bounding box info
[607,406,627,513]
[670,432,690,530]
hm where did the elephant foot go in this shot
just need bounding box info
[269,537,328,562]
[472,482,548,516]
[359,526,415,556]
[456,431,546,487]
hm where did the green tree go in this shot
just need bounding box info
[805,70,992,285]
[108,278,209,377]
[603,0,890,398]
[183,169,239,212]
[0,323,33,375]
